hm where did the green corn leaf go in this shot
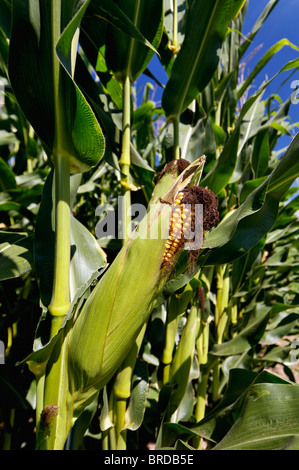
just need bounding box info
[8,0,105,174]
[260,310,299,346]
[79,0,162,108]
[0,0,11,39]
[105,0,163,82]
[0,232,33,281]
[162,0,247,120]
[214,382,299,450]
[0,128,17,147]
[0,156,16,190]
[189,369,293,447]
[81,0,160,60]
[237,39,299,100]
[125,360,149,431]
[203,130,299,265]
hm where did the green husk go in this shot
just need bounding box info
[68,156,207,413]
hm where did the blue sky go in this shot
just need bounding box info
[242,2,298,106]
[242,0,299,150]
[136,0,299,151]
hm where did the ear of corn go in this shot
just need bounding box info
[67,156,208,413]
[33,155,214,448]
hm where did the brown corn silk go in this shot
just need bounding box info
[161,186,219,269]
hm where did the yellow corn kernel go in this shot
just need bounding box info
[161,191,192,268]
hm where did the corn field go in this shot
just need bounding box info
[1,0,299,451]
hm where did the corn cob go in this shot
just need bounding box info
[162,191,186,268]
